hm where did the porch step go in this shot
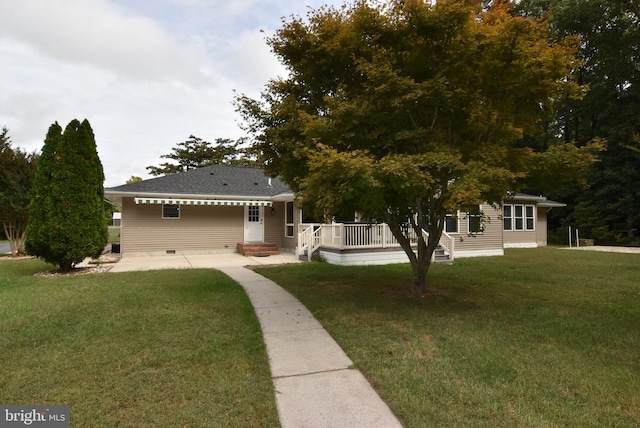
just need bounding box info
[298,248,318,262]
[237,242,280,257]
[434,245,452,264]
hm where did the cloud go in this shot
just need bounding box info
[222,28,288,93]
[0,0,344,187]
[0,0,210,83]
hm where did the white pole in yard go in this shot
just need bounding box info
[569,226,572,248]
[576,229,580,248]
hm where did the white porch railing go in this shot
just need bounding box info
[298,225,323,256]
[439,231,455,261]
[298,223,454,261]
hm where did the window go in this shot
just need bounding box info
[526,206,535,230]
[467,208,483,234]
[515,205,524,230]
[162,204,180,219]
[248,205,260,222]
[503,205,512,231]
[503,204,535,231]
[445,213,459,234]
[285,201,294,237]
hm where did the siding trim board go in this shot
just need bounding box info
[135,198,272,207]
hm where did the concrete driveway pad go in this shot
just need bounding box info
[109,252,303,273]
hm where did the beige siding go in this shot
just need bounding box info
[452,204,503,255]
[503,230,537,247]
[121,197,243,255]
[264,201,285,248]
[536,207,548,246]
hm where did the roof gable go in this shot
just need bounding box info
[105,165,292,198]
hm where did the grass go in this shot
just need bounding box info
[0,259,279,427]
[255,248,640,427]
[108,228,120,242]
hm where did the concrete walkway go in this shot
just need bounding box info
[107,254,403,427]
[565,245,640,254]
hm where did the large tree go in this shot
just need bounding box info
[0,127,39,255]
[515,0,640,245]
[238,0,598,294]
[25,119,108,271]
[146,135,260,176]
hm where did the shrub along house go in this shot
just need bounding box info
[104,165,564,264]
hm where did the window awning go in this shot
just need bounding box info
[134,198,272,207]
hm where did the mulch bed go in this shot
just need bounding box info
[1,252,121,277]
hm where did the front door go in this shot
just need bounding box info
[244,205,264,242]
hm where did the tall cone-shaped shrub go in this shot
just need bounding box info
[26,119,108,271]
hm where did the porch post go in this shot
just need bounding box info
[382,224,386,249]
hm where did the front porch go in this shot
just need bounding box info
[297,223,455,266]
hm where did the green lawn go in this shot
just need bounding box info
[255,248,640,427]
[108,228,120,242]
[0,259,279,427]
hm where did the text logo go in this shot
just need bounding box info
[1,406,69,428]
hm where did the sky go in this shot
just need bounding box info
[0,0,342,187]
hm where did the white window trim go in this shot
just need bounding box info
[445,212,460,234]
[285,201,295,238]
[162,204,180,219]
[525,205,535,231]
[503,205,513,231]
[503,204,535,232]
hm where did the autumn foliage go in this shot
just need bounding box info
[238,0,598,294]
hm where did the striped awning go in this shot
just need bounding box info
[134,198,272,207]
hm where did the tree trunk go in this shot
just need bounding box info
[386,221,436,295]
[59,261,74,272]
[410,252,431,295]
[2,220,27,256]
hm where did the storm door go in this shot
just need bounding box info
[244,205,264,242]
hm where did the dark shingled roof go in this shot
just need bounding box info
[105,165,292,197]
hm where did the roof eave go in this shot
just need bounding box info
[538,201,567,208]
[506,193,546,203]
[104,190,294,201]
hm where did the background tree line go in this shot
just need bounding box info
[145,135,260,176]
[514,0,640,245]
[0,127,39,255]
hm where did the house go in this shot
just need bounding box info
[104,165,564,263]
[104,165,295,256]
